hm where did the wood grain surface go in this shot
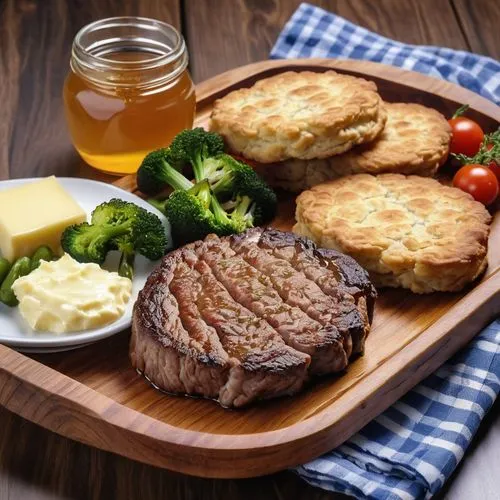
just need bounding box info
[0,0,499,498]
[452,0,500,60]
[0,0,180,181]
[184,0,469,82]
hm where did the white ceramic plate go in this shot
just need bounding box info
[14,343,93,354]
[0,177,169,349]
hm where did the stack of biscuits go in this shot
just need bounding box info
[209,70,491,294]
[210,71,452,191]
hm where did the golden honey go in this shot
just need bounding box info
[63,18,195,175]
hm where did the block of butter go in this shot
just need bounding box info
[0,176,87,261]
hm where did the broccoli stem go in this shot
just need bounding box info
[211,194,233,225]
[118,251,135,280]
[86,224,131,261]
[212,171,236,196]
[231,195,255,228]
[203,159,226,183]
[147,197,167,216]
[189,179,212,208]
[233,195,253,218]
[161,158,193,191]
[192,151,206,183]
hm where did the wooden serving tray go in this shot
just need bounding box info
[1,59,499,479]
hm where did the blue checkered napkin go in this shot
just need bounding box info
[270,4,500,499]
[271,3,500,105]
[295,322,500,500]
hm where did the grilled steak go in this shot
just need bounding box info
[131,228,376,408]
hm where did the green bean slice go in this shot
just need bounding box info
[0,257,32,307]
[31,245,54,271]
[0,258,11,286]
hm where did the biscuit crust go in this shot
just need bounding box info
[210,71,387,163]
[259,103,452,192]
[294,174,491,293]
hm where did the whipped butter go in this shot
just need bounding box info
[12,254,132,333]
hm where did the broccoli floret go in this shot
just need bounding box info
[206,154,277,225]
[165,150,278,226]
[110,209,166,261]
[137,128,224,195]
[168,127,225,181]
[145,152,277,245]
[131,212,168,261]
[60,222,123,264]
[61,199,168,278]
[91,198,139,226]
[139,129,277,246]
[164,180,236,246]
[137,148,192,195]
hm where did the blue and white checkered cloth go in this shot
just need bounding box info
[271,3,500,105]
[270,4,500,499]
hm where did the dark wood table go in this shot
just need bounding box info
[1,1,499,498]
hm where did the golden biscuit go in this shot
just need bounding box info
[259,103,452,192]
[294,174,491,293]
[210,71,387,163]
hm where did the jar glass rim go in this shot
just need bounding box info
[71,16,188,90]
[73,16,185,71]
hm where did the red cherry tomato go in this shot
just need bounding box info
[489,163,500,182]
[486,143,500,182]
[453,164,499,205]
[448,117,484,156]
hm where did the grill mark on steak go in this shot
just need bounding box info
[170,264,226,358]
[248,229,372,354]
[131,251,230,399]
[253,229,376,315]
[192,260,305,367]
[136,253,227,365]
[259,245,364,353]
[171,246,310,407]
[200,236,348,375]
[229,235,355,358]
[315,247,377,322]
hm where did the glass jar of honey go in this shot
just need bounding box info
[63,17,196,175]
